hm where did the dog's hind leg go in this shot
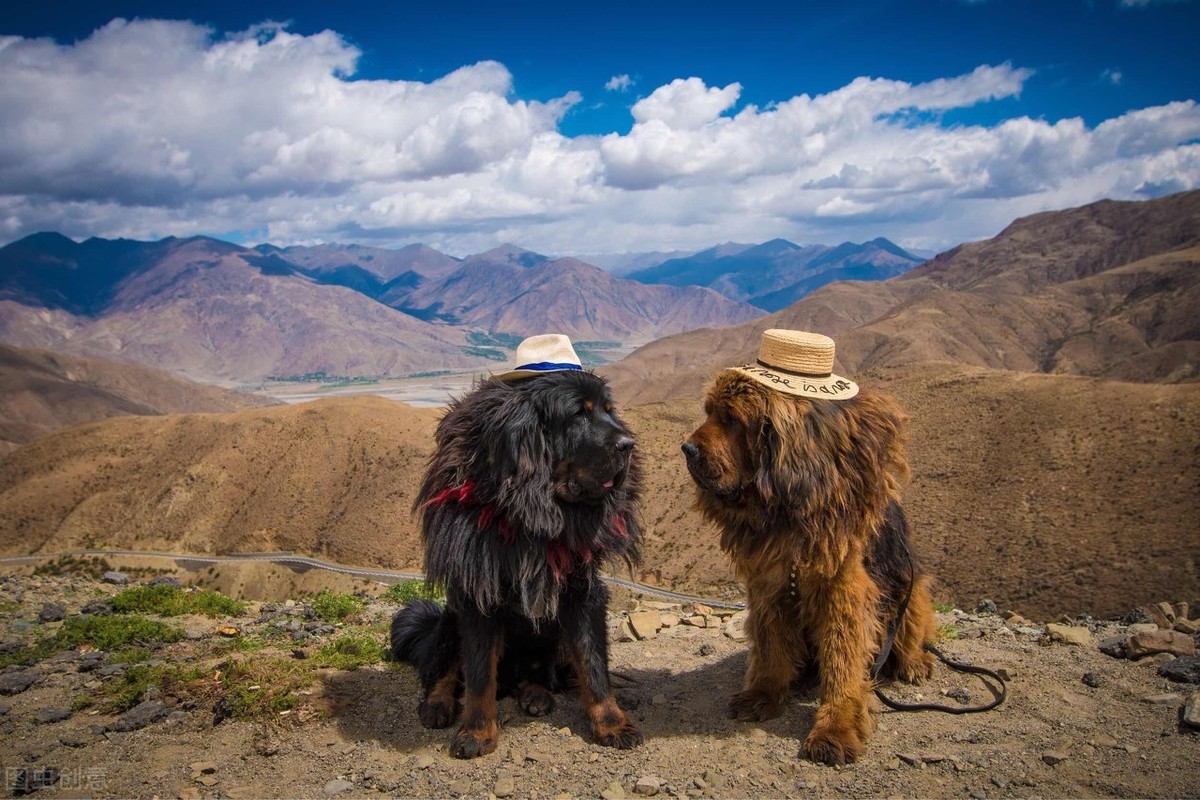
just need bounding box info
[449,607,502,759]
[886,575,936,685]
[515,632,557,717]
[562,582,642,749]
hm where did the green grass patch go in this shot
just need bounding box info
[310,590,365,623]
[0,637,58,670]
[55,614,183,651]
[315,629,386,670]
[110,585,245,617]
[932,602,956,614]
[383,580,444,604]
[936,622,961,640]
[217,657,315,719]
[82,663,208,713]
[461,346,506,361]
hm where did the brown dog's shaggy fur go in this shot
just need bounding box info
[683,370,936,765]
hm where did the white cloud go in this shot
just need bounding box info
[1,19,1198,257]
[605,74,632,92]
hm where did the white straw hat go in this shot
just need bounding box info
[492,334,585,382]
[731,329,859,400]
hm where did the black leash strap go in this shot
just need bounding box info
[874,643,1008,714]
[871,542,1008,715]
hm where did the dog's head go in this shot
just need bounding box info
[437,370,636,535]
[682,369,907,528]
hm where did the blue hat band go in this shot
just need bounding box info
[515,361,583,372]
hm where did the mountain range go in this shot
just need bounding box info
[0,191,1196,617]
[627,237,924,311]
[0,236,770,382]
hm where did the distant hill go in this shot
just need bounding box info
[0,235,489,382]
[0,343,276,455]
[253,242,460,305]
[1,369,1194,619]
[627,237,923,310]
[602,190,1200,404]
[399,250,763,341]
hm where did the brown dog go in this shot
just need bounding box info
[682,330,935,765]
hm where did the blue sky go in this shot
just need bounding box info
[1,0,1198,256]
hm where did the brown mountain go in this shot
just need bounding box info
[0,236,490,382]
[0,343,276,456]
[400,253,763,341]
[258,242,461,283]
[601,190,1200,404]
[0,370,1194,619]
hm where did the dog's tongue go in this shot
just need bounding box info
[603,480,615,488]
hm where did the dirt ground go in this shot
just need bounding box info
[1,568,1198,800]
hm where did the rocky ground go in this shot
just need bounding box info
[1,564,1198,800]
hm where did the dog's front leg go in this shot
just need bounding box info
[802,559,879,766]
[449,607,502,759]
[562,582,642,749]
[729,584,797,722]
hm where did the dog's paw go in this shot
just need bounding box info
[727,689,786,722]
[801,725,863,766]
[418,697,457,729]
[593,720,643,749]
[517,683,555,717]
[449,726,499,759]
[897,651,935,685]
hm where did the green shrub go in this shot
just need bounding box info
[110,585,245,617]
[55,614,183,651]
[383,580,444,604]
[315,629,386,670]
[310,590,365,623]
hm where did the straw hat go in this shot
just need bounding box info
[731,329,859,400]
[492,334,585,382]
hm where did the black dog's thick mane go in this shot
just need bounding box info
[416,372,640,620]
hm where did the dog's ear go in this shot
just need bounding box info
[752,393,816,508]
[482,388,564,535]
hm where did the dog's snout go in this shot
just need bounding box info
[615,435,635,454]
[681,441,699,459]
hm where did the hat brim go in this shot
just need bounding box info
[491,366,582,382]
[731,364,859,400]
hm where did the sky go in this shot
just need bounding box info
[1,0,1198,258]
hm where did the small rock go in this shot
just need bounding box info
[189,762,218,775]
[617,619,636,642]
[660,614,679,628]
[1159,656,1200,684]
[1155,601,1177,623]
[635,776,662,796]
[415,754,435,769]
[1041,750,1069,766]
[697,643,716,657]
[102,571,130,585]
[0,669,40,696]
[196,775,219,787]
[38,602,66,623]
[292,649,308,659]
[897,753,923,766]
[1090,735,1119,748]
[1081,672,1104,688]
[682,615,707,628]
[602,781,627,800]
[148,575,182,588]
[976,598,998,615]
[1127,630,1196,659]
[1045,623,1091,646]
[1183,692,1200,731]
[628,611,661,640]
[108,699,167,732]
[35,707,71,724]
[323,778,354,797]
[80,599,113,616]
[10,768,59,795]
[724,610,748,641]
[1141,693,1181,705]
[493,772,515,798]
[448,779,472,796]
[1174,618,1200,635]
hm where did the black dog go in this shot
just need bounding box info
[390,370,643,758]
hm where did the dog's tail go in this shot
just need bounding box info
[389,599,444,667]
